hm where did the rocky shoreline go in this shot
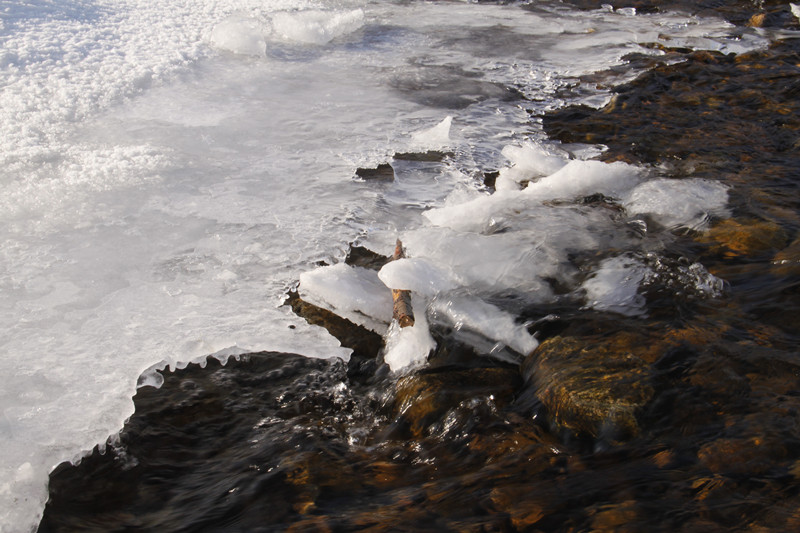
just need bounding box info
[39,2,800,531]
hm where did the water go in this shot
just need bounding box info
[0,0,786,530]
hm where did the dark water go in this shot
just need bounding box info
[40,2,800,531]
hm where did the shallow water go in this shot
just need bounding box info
[2,0,799,531]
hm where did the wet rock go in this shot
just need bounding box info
[360,460,407,490]
[482,169,499,190]
[466,420,553,462]
[392,367,521,439]
[589,500,639,532]
[543,44,800,187]
[697,433,788,477]
[393,150,453,162]
[286,516,333,533]
[344,244,391,271]
[489,485,548,530]
[701,218,788,259]
[285,290,383,360]
[687,352,750,401]
[771,237,800,277]
[556,0,800,29]
[651,449,676,468]
[524,334,654,441]
[355,162,395,181]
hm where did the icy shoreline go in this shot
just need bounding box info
[0,0,775,530]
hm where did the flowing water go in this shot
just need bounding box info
[1,0,798,531]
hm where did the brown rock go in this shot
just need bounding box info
[697,435,786,476]
[285,290,383,359]
[393,367,521,439]
[771,237,800,277]
[286,517,333,533]
[589,500,639,532]
[525,335,654,440]
[652,449,676,468]
[345,244,391,271]
[701,218,788,259]
[489,485,548,530]
[467,426,549,461]
[363,460,407,490]
[747,13,767,27]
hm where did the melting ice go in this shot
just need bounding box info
[0,0,768,530]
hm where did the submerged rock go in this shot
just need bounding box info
[701,218,788,259]
[524,333,654,441]
[771,237,800,277]
[392,367,521,439]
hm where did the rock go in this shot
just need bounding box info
[524,334,654,441]
[286,516,333,532]
[285,290,383,360]
[554,1,800,29]
[589,500,639,532]
[771,237,800,277]
[345,244,391,271]
[355,162,395,181]
[392,367,521,439]
[697,434,787,476]
[701,218,788,259]
[393,150,452,162]
[489,485,548,530]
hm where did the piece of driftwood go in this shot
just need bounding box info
[391,239,415,328]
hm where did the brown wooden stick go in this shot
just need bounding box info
[391,239,415,328]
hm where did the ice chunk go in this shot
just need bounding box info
[210,17,266,57]
[431,296,538,355]
[497,142,568,189]
[524,160,642,201]
[272,9,365,45]
[792,3,800,21]
[401,226,557,298]
[410,116,453,150]
[299,264,393,333]
[622,178,728,230]
[424,159,642,232]
[582,255,648,316]
[378,257,459,297]
[382,301,436,373]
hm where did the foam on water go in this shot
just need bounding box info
[0,0,772,530]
